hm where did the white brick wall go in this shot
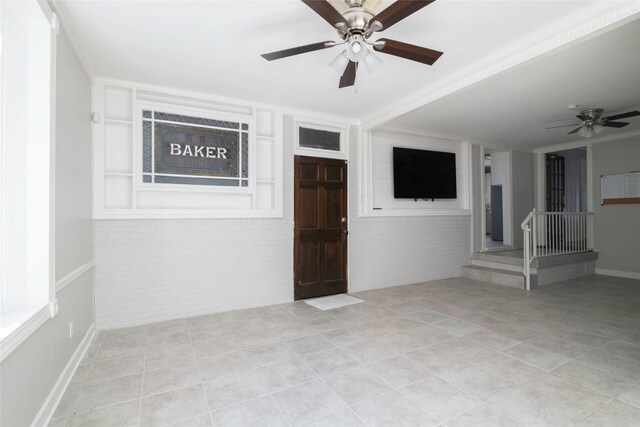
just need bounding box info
[94,119,471,329]
[349,215,471,291]
[95,219,294,329]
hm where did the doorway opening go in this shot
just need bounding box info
[546,148,587,213]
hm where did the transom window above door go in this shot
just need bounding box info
[293,117,349,160]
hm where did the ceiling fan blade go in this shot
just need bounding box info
[567,126,583,135]
[603,110,640,121]
[545,123,579,130]
[339,61,357,88]
[374,38,443,65]
[261,41,334,61]
[601,121,629,128]
[301,0,349,28]
[370,0,435,31]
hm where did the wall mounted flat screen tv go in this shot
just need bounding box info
[393,147,457,199]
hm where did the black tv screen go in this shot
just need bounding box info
[393,147,457,199]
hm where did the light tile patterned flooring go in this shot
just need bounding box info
[50,275,640,426]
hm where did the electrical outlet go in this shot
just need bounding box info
[69,321,74,339]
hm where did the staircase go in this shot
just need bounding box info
[461,250,526,289]
[461,248,598,290]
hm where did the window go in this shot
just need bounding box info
[293,117,349,160]
[0,1,56,343]
[141,108,251,188]
[299,127,341,151]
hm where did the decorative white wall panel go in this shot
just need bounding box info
[92,81,283,219]
[360,129,471,216]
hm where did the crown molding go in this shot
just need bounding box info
[48,1,95,80]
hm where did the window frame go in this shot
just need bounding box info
[0,0,58,359]
[293,116,349,160]
[135,103,256,194]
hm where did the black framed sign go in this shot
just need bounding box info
[142,109,250,187]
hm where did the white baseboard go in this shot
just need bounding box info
[31,323,96,427]
[595,268,640,280]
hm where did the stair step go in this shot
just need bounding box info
[471,251,524,267]
[461,265,525,289]
[471,259,523,272]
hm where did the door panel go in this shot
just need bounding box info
[325,165,343,182]
[325,187,343,227]
[299,240,320,285]
[300,163,319,180]
[294,156,348,300]
[299,187,319,229]
[324,239,343,281]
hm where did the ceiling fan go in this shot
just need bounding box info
[261,0,443,88]
[546,108,640,138]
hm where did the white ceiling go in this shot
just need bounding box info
[387,17,640,149]
[57,0,597,119]
[56,0,640,148]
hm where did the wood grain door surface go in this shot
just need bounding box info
[294,156,348,300]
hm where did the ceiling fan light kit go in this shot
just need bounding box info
[362,50,384,74]
[329,51,350,75]
[261,0,442,88]
[345,35,368,61]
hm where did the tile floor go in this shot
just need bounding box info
[50,275,640,426]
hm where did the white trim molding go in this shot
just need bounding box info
[56,260,94,292]
[31,323,96,427]
[0,305,50,362]
[595,268,640,280]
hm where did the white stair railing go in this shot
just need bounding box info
[521,209,594,290]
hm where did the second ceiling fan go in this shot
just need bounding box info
[261,0,443,88]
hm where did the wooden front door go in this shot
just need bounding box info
[294,156,348,300]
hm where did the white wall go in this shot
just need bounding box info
[361,130,471,217]
[94,110,296,330]
[0,30,94,427]
[592,136,640,276]
[94,218,294,329]
[511,151,535,248]
[350,128,471,291]
[94,113,294,329]
[95,119,472,329]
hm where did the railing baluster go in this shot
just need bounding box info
[521,210,594,289]
[571,214,575,253]
[554,214,557,255]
